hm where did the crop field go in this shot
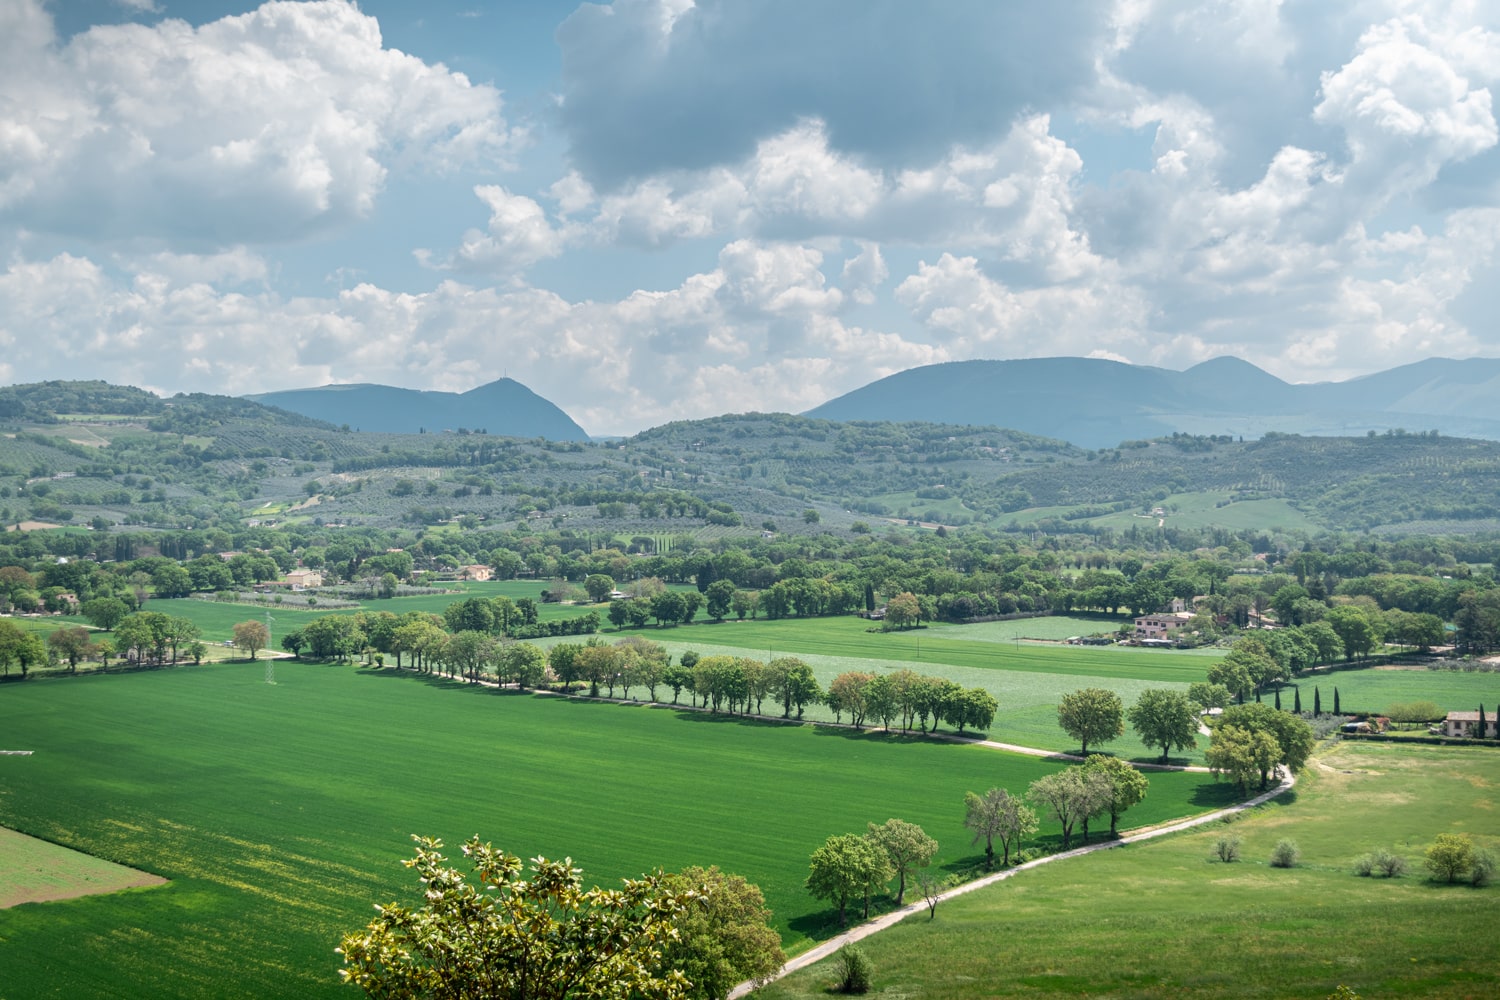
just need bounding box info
[643,615,1212,684]
[1293,666,1500,718]
[1084,492,1320,534]
[0,826,165,908]
[0,663,1233,1000]
[760,742,1500,1000]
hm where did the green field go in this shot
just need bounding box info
[0,664,1233,999]
[1084,492,1321,533]
[760,742,1500,999]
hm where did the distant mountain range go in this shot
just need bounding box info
[248,378,590,441]
[805,356,1500,449]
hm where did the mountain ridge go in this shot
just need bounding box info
[806,355,1500,448]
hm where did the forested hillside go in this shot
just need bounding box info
[2,381,1500,542]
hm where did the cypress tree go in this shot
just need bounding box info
[1314,687,1322,715]
[1481,704,1488,740]
[1294,687,1302,713]
[1274,689,1282,710]
[1334,687,1341,715]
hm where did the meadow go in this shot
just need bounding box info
[759,742,1500,999]
[0,663,1232,1000]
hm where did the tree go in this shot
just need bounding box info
[1028,768,1112,850]
[827,672,874,728]
[770,657,821,719]
[81,596,130,632]
[1205,724,1281,795]
[704,579,736,621]
[500,642,548,690]
[964,788,1036,868]
[1326,605,1379,661]
[805,834,893,927]
[1218,702,1317,786]
[584,574,615,604]
[1128,688,1199,764]
[1081,755,1149,836]
[1187,681,1231,711]
[233,620,270,660]
[958,687,998,734]
[659,866,785,1000]
[1424,833,1475,884]
[47,626,92,673]
[1057,687,1124,754]
[338,836,695,1000]
[865,819,938,906]
[884,592,920,630]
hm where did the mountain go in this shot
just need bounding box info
[247,378,590,441]
[805,356,1500,449]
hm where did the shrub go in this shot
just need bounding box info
[834,944,873,994]
[1471,848,1495,887]
[1269,839,1301,868]
[1352,853,1375,877]
[1374,848,1408,878]
[1214,834,1241,863]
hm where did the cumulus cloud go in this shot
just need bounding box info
[0,0,515,245]
[1315,14,1498,200]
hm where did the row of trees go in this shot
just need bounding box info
[824,670,998,735]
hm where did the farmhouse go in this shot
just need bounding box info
[458,564,493,581]
[1442,711,1498,738]
[1133,610,1195,639]
[283,569,322,590]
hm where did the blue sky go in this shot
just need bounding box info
[2,0,1498,434]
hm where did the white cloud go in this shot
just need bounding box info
[430,186,568,275]
[0,0,515,245]
[1315,14,1498,199]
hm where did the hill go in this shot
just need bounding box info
[806,356,1500,448]
[247,378,590,441]
[5,379,1500,538]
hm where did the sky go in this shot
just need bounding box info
[1,0,1498,436]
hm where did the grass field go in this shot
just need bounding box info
[759,742,1500,1000]
[0,664,1232,999]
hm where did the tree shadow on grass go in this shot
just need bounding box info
[350,667,536,697]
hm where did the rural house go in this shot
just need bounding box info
[284,569,322,590]
[458,564,493,581]
[1442,711,1498,739]
[1133,610,1195,639]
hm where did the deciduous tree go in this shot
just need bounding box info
[659,866,785,1000]
[338,836,695,1000]
[865,819,938,906]
[805,834,893,927]
[1081,755,1149,836]
[232,620,270,660]
[1057,687,1124,754]
[1128,688,1199,764]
